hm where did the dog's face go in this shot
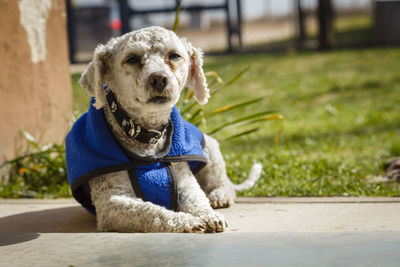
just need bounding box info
[79,27,209,115]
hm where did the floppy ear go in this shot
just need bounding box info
[78,44,110,109]
[183,39,210,105]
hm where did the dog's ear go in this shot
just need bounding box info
[182,38,210,105]
[79,44,111,109]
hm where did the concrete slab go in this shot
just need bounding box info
[1,198,400,266]
[1,197,400,233]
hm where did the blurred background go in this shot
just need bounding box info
[67,0,399,62]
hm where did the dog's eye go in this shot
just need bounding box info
[168,52,181,61]
[125,55,141,65]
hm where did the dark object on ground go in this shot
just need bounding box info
[385,157,400,182]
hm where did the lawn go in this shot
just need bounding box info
[70,47,400,197]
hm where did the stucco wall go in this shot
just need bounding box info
[0,0,72,163]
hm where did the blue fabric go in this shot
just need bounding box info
[65,99,131,185]
[65,99,205,213]
[135,163,171,208]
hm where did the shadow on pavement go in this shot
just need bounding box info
[0,206,96,233]
[0,233,41,246]
[0,206,97,246]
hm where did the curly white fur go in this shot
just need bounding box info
[80,26,261,233]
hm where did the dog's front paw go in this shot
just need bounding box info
[200,211,228,233]
[188,223,206,234]
[208,186,235,209]
[184,219,206,234]
[177,213,206,233]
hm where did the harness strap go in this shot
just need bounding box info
[127,164,179,212]
[165,163,179,212]
[127,168,147,201]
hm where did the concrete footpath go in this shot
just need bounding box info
[1,197,400,266]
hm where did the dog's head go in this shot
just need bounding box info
[79,26,209,114]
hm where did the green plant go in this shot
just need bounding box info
[178,69,284,142]
[0,131,70,198]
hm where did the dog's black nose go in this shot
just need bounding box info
[148,72,169,92]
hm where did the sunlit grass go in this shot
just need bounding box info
[204,47,400,196]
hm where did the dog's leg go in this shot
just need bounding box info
[195,135,236,209]
[89,171,206,233]
[172,162,227,232]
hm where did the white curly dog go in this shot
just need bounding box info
[69,26,262,233]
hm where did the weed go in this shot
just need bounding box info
[0,131,70,198]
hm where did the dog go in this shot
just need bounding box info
[66,26,262,233]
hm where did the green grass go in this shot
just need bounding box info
[203,47,400,196]
[334,14,373,46]
[69,47,400,197]
[71,73,89,113]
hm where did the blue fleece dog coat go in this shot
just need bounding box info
[65,99,207,214]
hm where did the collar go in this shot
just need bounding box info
[103,84,169,144]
